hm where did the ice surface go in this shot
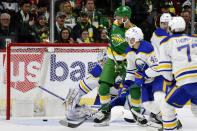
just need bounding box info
[0,106,196,131]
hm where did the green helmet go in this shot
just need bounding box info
[115,6,132,19]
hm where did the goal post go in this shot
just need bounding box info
[3,43,108,120]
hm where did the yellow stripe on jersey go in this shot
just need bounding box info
[80,80,90,93]
[166,86,180,102]
[153,32,167,38]
[163,120,177,128]
[100,95,110,101]
[107,47,126,57]
[172,102,183,108]
[176,75,197,82]
[138,51,154,55]
[156,64,172,70]
[160,36,188,46]
[89,73,99,79]
[174,66,197,76]
[163,80,173,93]
[100,95,110,104]
[130,98,141,104]
[126,51,135,55]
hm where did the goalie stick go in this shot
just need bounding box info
[38,85,134,128]
[38,86,65,101]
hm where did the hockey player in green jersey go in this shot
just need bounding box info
[94,6,145,126]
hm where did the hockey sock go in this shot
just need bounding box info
[129,85,141,112]
[99,82,111,111]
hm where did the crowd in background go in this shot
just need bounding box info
[0,0,197,49]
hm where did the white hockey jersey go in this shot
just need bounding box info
[125,40,157,83]
[159,34,197,86]
[150,28,170,60]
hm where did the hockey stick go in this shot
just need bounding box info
[38,86,65,101]
[38,85,132,128]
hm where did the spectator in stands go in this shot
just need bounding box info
[98,28,108,43]
[76,29,93,43]
[129,0,149,27]
[155,2,175,28]
[14,0,35,43]
[182,0,191,12]
[37,0,49,21]
[72,11,99,42]
[181,10,195,35]
[55,27,74,43]
[85,0,109,29]
[1,0,19,13]
[55,11,72,41]
[31,14,49,43]
[0,2,4,14]
[0,13,17,49]
[59,1,77,25]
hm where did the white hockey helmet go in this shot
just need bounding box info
[160,13,172,23]
[125,27,144,45]
[168,16,186,33]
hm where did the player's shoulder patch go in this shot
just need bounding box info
[154,28,169,38]
[125,46,136,55]
[89,64,102,78]
[138,40,154,54]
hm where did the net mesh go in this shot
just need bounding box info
[0,43,107,119]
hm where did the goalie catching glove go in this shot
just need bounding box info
[118,80,134,96]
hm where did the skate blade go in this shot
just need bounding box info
[94,122,109,127]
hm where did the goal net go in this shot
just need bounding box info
[0,43,108,120]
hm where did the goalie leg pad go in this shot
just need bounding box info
[191,103,197,118]
[65,88,83,120]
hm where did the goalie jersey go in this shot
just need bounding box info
[159,34,197,86]
[125,40,157,83]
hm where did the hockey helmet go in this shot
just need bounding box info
[115,6,132,19]
[168,16,186,33]
[125,27,144,45]
[160,13,172,23]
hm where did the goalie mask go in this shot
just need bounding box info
[168,16,186,33]
[97,50,107,66]
[125,27,144,47]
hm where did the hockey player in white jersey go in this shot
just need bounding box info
[124,27,164,127]
[159,16,197,129]
[125,26,182,130]
[150,13,171,62]
[60,50,135,124]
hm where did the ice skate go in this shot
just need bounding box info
[94,110,111,127]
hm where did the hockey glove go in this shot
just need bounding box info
[118,80,134,96]
[135,71,148,86]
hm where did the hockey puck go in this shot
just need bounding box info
[43,119,48,122]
